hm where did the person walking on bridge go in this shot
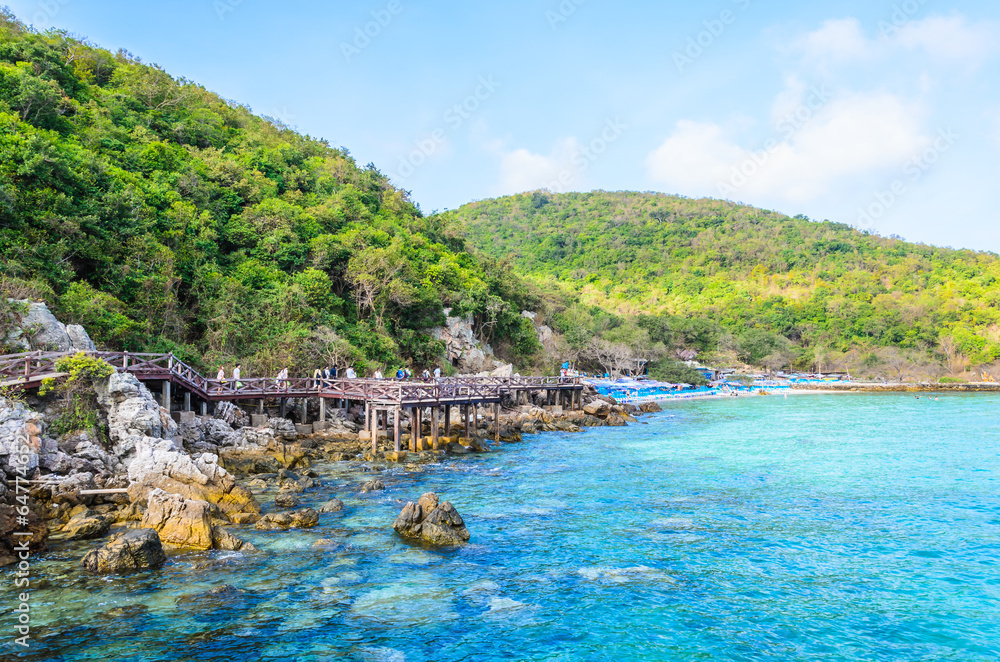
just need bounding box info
[233,364,243,390]
[216,366,226,385]
[345,366,357,379]
[434,366,441,379]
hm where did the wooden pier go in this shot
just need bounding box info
[0,350,584,454]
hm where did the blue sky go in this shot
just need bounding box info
[8,0,1000,251]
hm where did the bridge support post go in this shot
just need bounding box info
[258,400,264,415]
[473,404,479,437]
[432,407,440,451]
[494,402,500,444]
[200,401,208,416]
[162,381,171,412]
[393,406,401,452]
[319,397,325,423]
[371,408,378,455]
[183,392,191,412]
[463,404,470,439]
[409,408,417,452]
[364,402,370,432]
[444,405,451,437]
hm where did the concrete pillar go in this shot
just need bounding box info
[319,397,326,423]
[409,408,418,452]
[371,408,378,455]
[200,401,208,416]
[364,402,370,432]
[394,407,402,452]
[183,392,191,412]
[463,404,470,438]
[432,407,440,451]
[494,402,500,444]
[444,405,451,436]
[473,404,479,436]
[258,400,264,415]
[162,381,171,411]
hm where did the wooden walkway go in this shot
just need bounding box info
[0,350,584,455]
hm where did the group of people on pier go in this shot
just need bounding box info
[211,363,445,389]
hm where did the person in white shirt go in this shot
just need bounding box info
[373,369,383,380]
[217,367,226,386]
[433,367,441,379]
[345,366,357,379]
[233,364,242,389]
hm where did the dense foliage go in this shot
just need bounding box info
[0,11,538,375]
[441,190,1000,376]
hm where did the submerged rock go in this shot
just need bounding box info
[393,492,470,547]
[254,508,319,530]
[360,479,385,493]
[319,499,344,513]
[0,504,48,567]
[81,528,166,573]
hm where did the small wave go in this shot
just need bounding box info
[577,566,675,584]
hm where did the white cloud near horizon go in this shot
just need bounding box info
[645,89,930,204]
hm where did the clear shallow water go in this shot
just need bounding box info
[7,393,1000,661]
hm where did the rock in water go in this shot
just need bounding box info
[393,492,470,546]
[81,529,166,573]
[63,511,112,541]
[361,479,385,493]
[583,400,611,417]
[319,499,344,513]
[254,509,319,530]
[140,489,214,550]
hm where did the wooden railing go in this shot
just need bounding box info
[0,350,582,406]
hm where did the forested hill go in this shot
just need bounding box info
[0,10,539,373]
[440,190,1000,370]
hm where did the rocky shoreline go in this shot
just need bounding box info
[1,360,658,571]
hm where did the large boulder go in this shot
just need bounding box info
[94,372,178,463]
[140,489,214,550]
[2,300,96,352]
[81,528,166,574]
[393,492,470,546]
[583,400,611,417]
[127,437,259,516]
[66,324,96,351]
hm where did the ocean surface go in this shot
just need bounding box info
[8,393,1000,661]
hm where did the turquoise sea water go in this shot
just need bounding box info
[7,393,1000,661]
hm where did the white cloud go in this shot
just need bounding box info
[495,137,583,193]
[792,18,873,63]
[790,14,996,66]
[645,89,930,204]
[893,15,994,62]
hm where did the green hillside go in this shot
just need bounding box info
[0,11,539,373]
[440,190,1000,377]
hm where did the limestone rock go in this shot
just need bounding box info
[393,492,470,546]
[583,400,611,417]
[211,528,257,552]
[127,437,259,516]
[254,508,319,530]
[63,511,112,541]
[360,479,385,493]
[66,324,96,351]
[214,401,249,429]
[0,397,44,476]
[81,528,166,574]
[319,499,344,513]
[268,417,298,440]
[639,402,663,414]
[94,372,178,463]
[4,300,72,351]
[274,493,299,508]
[140,489,214,551]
